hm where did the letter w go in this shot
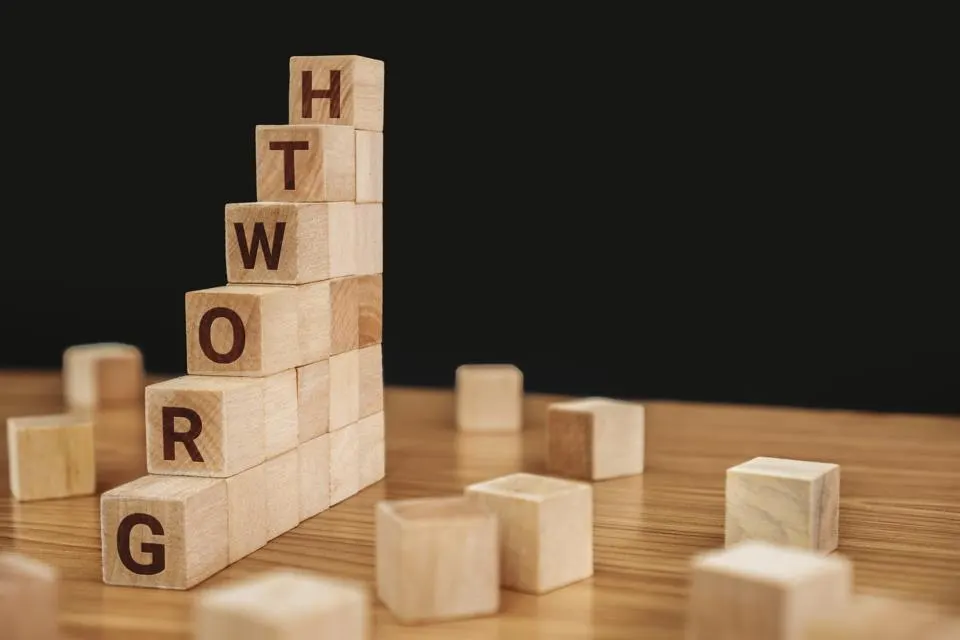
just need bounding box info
[234,222,286,270]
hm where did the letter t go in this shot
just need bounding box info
[268,140,309,190]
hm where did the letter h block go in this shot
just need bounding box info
[289,55,384,132]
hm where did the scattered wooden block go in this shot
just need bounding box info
[455,364,523,432]
[545,397,645,481]
[6,413,96,501]
[298,434,331,521]
[289,54,385,132]
[225,464,268,564]
[329,350,360,432]
[101,475,228,589]
[330,422,360,506]
[185,285,300,376]
[804,594,951,639]
[295,280,332,364]
[355,203,383,276]
[359,344,383,419]
[358,411,385,489]
[358,274,383,348]
[356,130,383,203]
[255,124,355,203]
[330,277,360,355]
[195,568,369,639]
[376,496,499,624]
[0,552,58,640]
[265,449,301,540]
[296,359,329,442]
[464,472,593,594]
[62,342,143,409]
[726,456,840,553]
[225,201,356,285]
[686,540,853,640]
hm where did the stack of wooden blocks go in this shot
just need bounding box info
[99,54,386,590]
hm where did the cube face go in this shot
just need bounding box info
[355,203,383,276]
[296,280,332,365]
[455,364,523,432]
[331,277,360,355]
[289,55,385,132]
[358,274,383,348]
[359,344,383,419]
[265,450,300,540]
[355,130,383,203]
[330,422,360,506]
[255,125,355,203]
[63,342,143,409]
[297,360,330,442]
[225,465,268,564]
[545,407,593,480]
[298,434,331,521]
[6,414,96,501]
[330,350,360,431]
[546,398,645,481]
[358,411,385,489]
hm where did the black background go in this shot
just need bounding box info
[0,8,955,414]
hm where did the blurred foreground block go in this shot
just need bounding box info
[0,552,58,639]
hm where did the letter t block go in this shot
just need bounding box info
[255,125,355,203]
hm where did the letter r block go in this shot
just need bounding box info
[289,55,384,132]
[255,125,355,203]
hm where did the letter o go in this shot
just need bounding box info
[198,306,246,364]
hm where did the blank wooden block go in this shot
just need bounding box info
[545,397,645,481]
[289,54,385,132]
[295,280,332,364]
[331,277,359,355]
[359,344,383,419]
[455,364,523,432]
[804,594,951,639]
[358,274,383,348]
[262,369,299,458]
[101,475,228,589]
[330,350,360,432]
[63,342,143,409]
[145,375,266,477]
[255,124,355,203]
[358,411,385,489]
[297,359,329,442]
[298,434,331,521]
[265,449,300,540]
[686,540,853,640]
[355,203,383,276]
[330,422,360,505]
[225,201,356,285]
[226,464,268,564]
[376,496,499,624]
[726,456,840,553]
[195,568,369,639]
[185,285,299,377]
[6,414,95,501]
[0,552,58,640]
[356,130,383,203]
[464,472,593,594]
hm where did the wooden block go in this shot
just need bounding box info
[63,342,143,409]
[0,552,58,640]
[225,201,356,285]
[145,375,266,477]
[803,594,951,639]
[262,369,299,458]
[289,54,385,132]
[195,568,369,639]
[356,130,383,203]
[100,475,228,589]
[355,203,383,276]
[358,274,383,348]
[358,411,385,489]
[298,434,331,521]
[329,422,360,505]
[686,540,853,640]
[296,360,329,442]
[376,496,499,624]
[464,472,593,594]
[255,124,355,203]
[359,344,383,419]
[455,364,523,432]
[225,464,268,564]
[545,397,645,481]
[265,449,300,540]
[331,277,359,355]
[6,413,95,501]
[726,456,840,553]
[295,280,332,364]
[186,285,299,377]
[330,350,360,431]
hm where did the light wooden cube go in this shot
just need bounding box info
[356,130,383,203]
[804,594,951,639]
[464,472,592,594]
[330,350,360,432]
[185,285,299,376]
[297,359,329,442]
[358,411,385,489]
[358,274,383,348]
[330,422,360,505]
[289,54,384,132]
[455,364,523,432]
[331,276,359,355]
[545,397,645,481]
[255,124,355,203]
[195,568,369,639]
[0,552,58,640]
[265,449,300,539]
[686,540,853,640]
[376,496,499,624]
[359,344,383,419]
[225,464,268,563]
[726,456,840,553]
[225,201,356,285]
[63,342,143,409]
[355,203,383,276]
[6,414,95,501]
[101,475,228,589]
[295,280,332,364]
[298,434,331,521]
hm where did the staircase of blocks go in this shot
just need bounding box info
[99,55,385,589]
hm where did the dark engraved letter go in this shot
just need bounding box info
[162,406,204,462]
[234,222,286,270]
[302,69,341,118]
[198,307,246,364]
[117,513,165,575]
[268,140,309,190]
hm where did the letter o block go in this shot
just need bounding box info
[63,342,143,409]
[545,398,645,481]
[100,475,228,590]
[725,456,840,553]
[454,364,523,432]
[376,497,499,624]
[255,125,355,203]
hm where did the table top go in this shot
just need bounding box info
[1,370,959,639]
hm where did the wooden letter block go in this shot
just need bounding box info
[330,422,360,505]
[297,359,329,442]
[545,397,645,481]
[289,54,385,132]
[145,375,266,477]
[455,364,523,432]
[804,594,954,639]
[376,496,499,624]
[358,274,383,348]
[0,552,58,640]
[101,475,228,589]
[355,203,383,276]
[63,342,143,409]
[265,449,301,540]
[359,344,383,419]
[225,202,356,285]
[255,124,355,203]
[358,411,385,489]
[330,350,360,431]
[330,277,359,355]
[226,464,268,563]
[356,130,383,203]
[726,456,840,553]
[686,540,853,640]
[6,414,95,501]
[185,285,299,377]
[195,569,369,640]
[464,472,593,594]
[295,280,331,365]
[298,434,331,521]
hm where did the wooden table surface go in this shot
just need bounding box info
[1,370,959,639]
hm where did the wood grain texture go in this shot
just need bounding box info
[0,370,958,639]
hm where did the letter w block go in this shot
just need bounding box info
[289,55,384,132]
